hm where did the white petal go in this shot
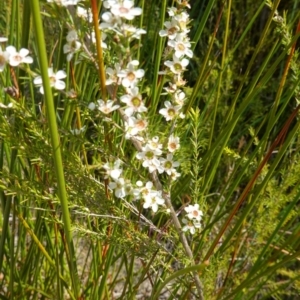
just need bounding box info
[34,77,43,85]
[56,70,67,79]
[135,69,145,78]
[130,7,142,16]
[88,102,96,110]
[54,81,66,90]
[19,48,29,57]
[5,46,16,54]
[23,56,33,64]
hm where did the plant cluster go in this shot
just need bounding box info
[1,0,300,299]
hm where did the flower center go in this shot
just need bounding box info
[119,7,129,14]
[136,120,146,130]
[167,108,176,117]
[145,151,154,160]
[177,43,185,52]
[164,161,172,169]
[49,76,56,85]
[131,96,141,107]
[142,188,149,196]
[12,54,22,62]
[127,72,136,82]
[174,63,183,72]
[169,142,176,150]
[192,210,199,218]
[168,27,177,35]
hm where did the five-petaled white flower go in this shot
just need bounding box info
[100,12,122,31]
[147,136,163,151]
[133,180,157,200]
[168,135,180,152]
[109,177,132,198]
[143,190,165,212]
[159,101,181,121]
[6,46,33,67]
[92,99,120,114]
[168,33,193,58]
[106,63,122,85]
[184,204,203,221]
[159,19,180,39]
[34,68,67,94]
[182,218,201,234]
[117,60,145,88]
[110,0,142,20]
[120,87,147,116]
[124,115,148,139]
[164,54,189,74]
[173,90,186,106]
[103,159,123,180]
[136,144,163,173]
[120,24,146,40]
[159,153,180,175]
[63,29,81,61]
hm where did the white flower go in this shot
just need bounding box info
[106,63,122,85]
[168,33,193,58]
[70,126,86,135]
[159,153,180,175]
[0,37,8,43]
[117,60,145,88]
[173,90,186,106]
[143,191,165,212]
[184,204,203,221]
[164,54,189,74]
[182,218,201,234]
[103,0,118,9]
[120,24,146,40]
[77,6,93,22]
[33,68,67,94]
[170,169,181,181]
[133,181,157,200]
[168,135,180,152]
[174,12,190,32]
[103,159,123,180]
[0,46,9,71]
[96,99,120,114]
[6,46,33,67]
[167,7,178,17]
[159,19,180,39]
[124,115,148,139]
[177,0,191,9]
[163,83,178,94]
[63,30,81,61]
[147,136,162,151]
[100,12,122,31]
[88,31,108,49]
[110,0,142,20]
[136,145,163,173]
[159,101,181,121]
[109,177,131,198]
[120,87,147,116]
